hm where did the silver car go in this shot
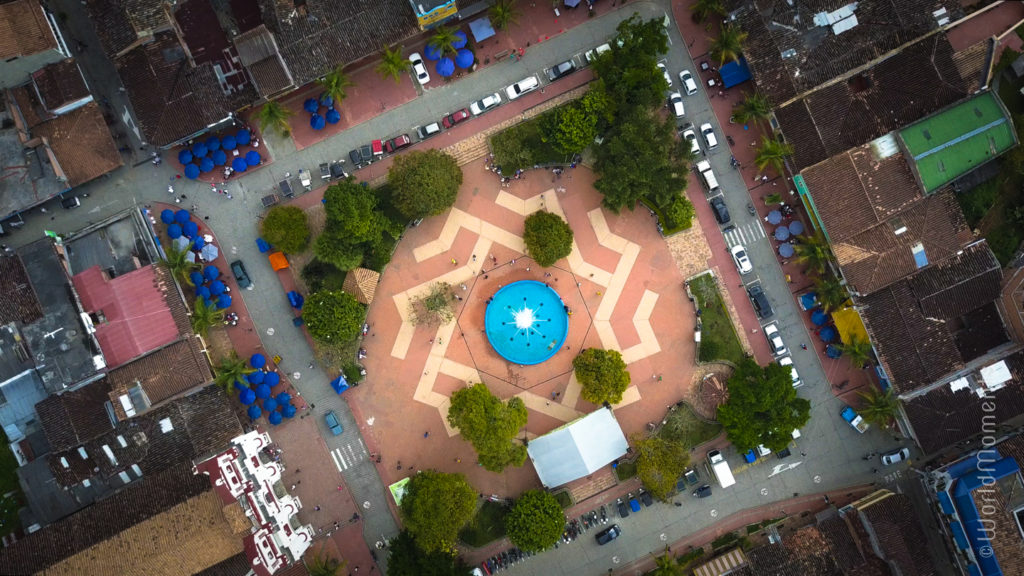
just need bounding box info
[881,448,910,466]
[470,92,502,115]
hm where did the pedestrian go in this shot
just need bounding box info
[291,484,296,490]
[472,254,477,262]
[872,468,879,474]
[800,343,807,350]
[423,431,429,438]
[315,506,321,511]
[295,468,301,473]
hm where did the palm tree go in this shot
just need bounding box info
[710,24,748,65]
[306,553,345,576]
[857,387,899,427]
[255,100,293,138]
[162,243,200,286]
[489,0,521,31]
[318,66,355,107]
[754,136,794,176]
[691,0,726,23]
[190,298,224,339]
[376,45,407,84]
[651,550,683,576]
[732,92,773,127]
[213,353,253,392]
[793,232,832,276]
[429,26,460,56]
[839,335,874,369]
[814,273,849,312]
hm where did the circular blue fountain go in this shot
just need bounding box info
[485,280,569,365]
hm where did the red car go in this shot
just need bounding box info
[384,134,412,153]
[442,108,470,128]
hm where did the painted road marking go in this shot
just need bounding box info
[724,220,766,247]
[330,438,368,472]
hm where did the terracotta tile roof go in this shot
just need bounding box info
[816,515,869,569]
[31,59,90,112]
[0,0,58,60]
[193,552,253,576]
[84,0,171,57]
[233,25,294,98]
[745,526,844,575]
[7,82,49,128]
[35,378,114,452]
[343,267,380,305]
[256,0,418,87]
[0,464,214,575]
[972,481,1024,576]
[860,493,938,576]
[904,348,1024,454]
[909,241,1002,320]
[106,337,213,418]
[32,102,123,187]
[775,33,990,171]
[0,254,44,324]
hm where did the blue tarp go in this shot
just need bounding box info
[950,521,969,550]
[469,17,496,42]
[287,291,304,309]
[720,57,752,88]
[256,238,271,253]
[330,374,350,394]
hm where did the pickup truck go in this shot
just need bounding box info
[841,406,869,433]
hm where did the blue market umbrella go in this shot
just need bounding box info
[209,280,226,295]
[424,43,442,61]
[778,243,795,258]
[436,57,455,77]
[175,209,191,224]
[184,163,200,179]
[564,0,581,6]
[455,48,474,69]
[774,226,790,241]
[203,296,213,308]
[196,285,211,299]
[811,308,829,326]
[203,265,220,281]
[788,220,804,235]
[205,136,221,152]
[193,236,205,249]
[766,210,783,225]
[167,223,182,239]
[275,392,291,405]
[250,353,267,369]
[819,326,838,343]
[303,98,320,113]
[236,129,251,146]
[177,149,193,165]
[452,30,468,49]
[222,134,237,150]
[255,383,271,399]
[826,344,842,359]
[234,380,248,392]
[160,209,175,224]
[264,371,280,387]
[263,397,278,412]
[282,404,297,418]
[200,157,215,173]
[189,271,204,286]
[248,370,265,385]
[191,142,208,158]
[326,109,341,125]
[212,149,227,166]
[310,114,325,130]
[216,294,232,309]
[245,150,261,166]
[183,221,199,238]
[240,388,256,405]
[268,411,283,426]
[174,236,191,251]
[232,157,248,172]
[319,93,334,108]
[247,404,262,419]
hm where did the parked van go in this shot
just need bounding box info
[708,450,736,488]
[695,160,720,194]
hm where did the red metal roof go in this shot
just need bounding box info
[72,265,180,368]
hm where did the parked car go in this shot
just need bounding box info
[470,93,502,115]
[442,108,470,128]
[546,59,576,81]
[778,356,802,387]
[230,260,251,289]
[692,484,712,498]
[505,75,539,100]
[319,162,330,180]
[669,92,684,117]
[329,161,347,180]
[657,62,672,88]
[764,322,787,356]
[841,405,869,433]
[409,52,430,85]
[710,196,730,224]
[747,284,773,318]
[679,69,698,95]
[584,43,611,64]
[730,244,752,274]
[682,126,701,155]
[416,122,442,140]
[348,148,362,165]
[881,447,910,465]
[700,122,719,149]
[60,195,80,209]
[325,410,344,435]
[595,525,621,545]
[384,134,413,153]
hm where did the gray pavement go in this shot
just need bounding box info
[12,2,917,573]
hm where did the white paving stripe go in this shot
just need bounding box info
[724,221,766,247]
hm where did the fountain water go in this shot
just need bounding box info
[485,280,569,365]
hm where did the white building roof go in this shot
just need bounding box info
[526,407,629,488]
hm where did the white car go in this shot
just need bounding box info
[679,70,698,95]
[778,356,802,387]
[505,75,539,100]
[682,127,701,155]
[584,43,611,64]
[764,322,786,356]
[700,123,718,149]
[730,245,752,274]
[881,448,910,466]
[470,92,502,116]
[409,52,430,85]
[657,62,672,88]
[669,93,684,117]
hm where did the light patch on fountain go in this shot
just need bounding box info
[513,306,537,330]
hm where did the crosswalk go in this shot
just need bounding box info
[330,437,369,472]
[723,220,766,247]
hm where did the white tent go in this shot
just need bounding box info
[527,407,629,488]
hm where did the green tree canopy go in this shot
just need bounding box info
[386,530,473,576]
[592,15,670,116]
[489,0,520,31]
[255,100,293,138]
[213,353,253,392]
[303,290,365,343]
[260,205,310,254]
[447,383,528,472]
[662,194,696,230]
[400,471,477,553]
[409,282,457,326]
[710,24,748,66]
[732,92,773,127]
[315,179,403,271]
[691,0,725,22]
[523,211,574,267]
[839,335,874,370]
[754,136,794,176]
[307,553,346,576]
[793,232,832,276]
[162,242,200,286]
[317,66,355,105]
[634,434,690,502]
[190,298,224,338]
[389,150,463,220]
[717,358,811,453]
[429,26,461,56]
[857,386,898,427]
[547,102,598,155]
[377,45,407,84]
[573,348,631,405]
[505,490,565,552]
